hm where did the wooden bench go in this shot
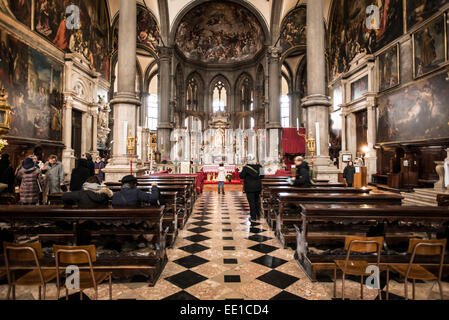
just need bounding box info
[295,204,449,281]
[275,192,403,248]
[262,181,346,188]
[262,186,372,230]
[0,206,169,285]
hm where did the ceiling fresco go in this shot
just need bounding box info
[175,1,265,64]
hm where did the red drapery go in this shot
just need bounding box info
[281,128,306,154]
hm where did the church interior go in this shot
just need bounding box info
[0,0,449,304]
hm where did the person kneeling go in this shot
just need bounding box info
[62,176,113,208]
[112,175,160,207]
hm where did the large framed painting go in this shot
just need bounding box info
[412,14,446,79]
[329,0,404,80]
[377,71,449,144]
[34,0,110,80]
[378,44,400,91]
[0,29,64,142]
[0,0,31,27]
[350,75,369,101]
[406,0,449,30]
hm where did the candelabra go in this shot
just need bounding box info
[127,132,137,175]
[297,129,316,169]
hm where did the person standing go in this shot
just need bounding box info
[291,156,311,187]
[343,161,356,187]
[17,157,43,205]
[239,155,264,221]
[217,163,226,195]
[82,153,95,177]
[42,155,65,194]
[0,154,14,193]
[70,158,92,191]
[94,156,106,183]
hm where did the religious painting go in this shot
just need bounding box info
[378,44,400,91]
[175,1,265,64]
[377,71,449,144]
[0,0,31,27]
[329,0,404,80]
[112,6,160,55]
[413,15,446,78]
[406,0,449,30]
[34,0,110,80]
[280,6,307,52]
[350,75,369,101]
[0,29,63,141]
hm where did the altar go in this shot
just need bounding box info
[201,165,240,183]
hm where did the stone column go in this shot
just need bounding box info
[103,0,142,181]
[62,97,75,176]
[302,0,338,181]
[365,94,377,181]
[267,47,282,159]
[158,47,173,161]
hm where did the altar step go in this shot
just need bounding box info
[401,188,440,207]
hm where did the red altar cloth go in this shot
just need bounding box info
[142,173,204,194]
[282,128,306,154]
[201,169,241,184]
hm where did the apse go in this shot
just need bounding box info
[174,1,265,64]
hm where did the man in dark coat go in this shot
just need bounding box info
[82,153,95,177]
[0,154,15,193]
[112,175,160,207]
[70,158,92,191]
[239,155,264,221]
[292,156,312,187]
[62,177,112,208]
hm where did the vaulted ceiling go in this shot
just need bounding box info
[106,0,334,45]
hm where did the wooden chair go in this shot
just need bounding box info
[3,241,57,300]
[387,239,446,300]
[333,236,383,300]
[54,245,112,300]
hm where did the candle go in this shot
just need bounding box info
[297,118,299,130]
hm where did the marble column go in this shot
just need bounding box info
[267,47,282,159]
[90,109,99,158]
[302,0,338,181]
[104,0,142,181]
[158,47,173,161]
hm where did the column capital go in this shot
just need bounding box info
[301,94,331,108]
[110,92,142,107]
[158,46,174,60]
[267,46,282,60]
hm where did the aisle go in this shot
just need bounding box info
[158,191,323,300]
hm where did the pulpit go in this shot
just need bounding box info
[354,166,367,188]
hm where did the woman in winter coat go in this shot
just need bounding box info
[343,161,356,187]
[17,157,43,205]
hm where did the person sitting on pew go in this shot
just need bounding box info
[112,175,160,207]
[62,176,113,207]
[291,156,311,187]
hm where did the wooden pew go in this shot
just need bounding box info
[262,186,372,230]
[106,184,192,229]
[48,190,179,247]
[275,192,403,248]
[0,206,169,285]
[295,204,449,281]
[262,181,346,188]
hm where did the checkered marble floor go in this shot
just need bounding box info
[1,191,448,300]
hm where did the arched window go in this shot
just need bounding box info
[146,75,158,130]
[281,75,290,128]
[212,81,227,113]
